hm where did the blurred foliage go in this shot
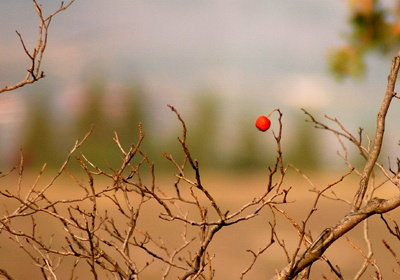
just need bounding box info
[329,0,400,80]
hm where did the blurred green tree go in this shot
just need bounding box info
[74,78,118,169]
[111,82,157,173]
[232,124,259,169]
[22,91,57,167]
[73,78,153,171]
[186,90,221,169]
[287,112,320,171]
[113,83,149,148]
[329,0,400,80]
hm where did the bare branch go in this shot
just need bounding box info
[352,51,400,211]
[347,236,382,280]
[0,0,76,94]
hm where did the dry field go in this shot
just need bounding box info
[0,168,399,279]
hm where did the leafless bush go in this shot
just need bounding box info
[0,105,287,279]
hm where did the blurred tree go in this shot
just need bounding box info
[74,78,118,169]
[76,79,106,137]
[232,125,258,170]
[113,83,149,148]
[287,112,320,170]
[112,82,159,173]
[22,91,56,166]
[329,0,400,80]
[187,90,221,169]
[73,78,157,171]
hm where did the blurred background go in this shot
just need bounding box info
[0,0,399,172]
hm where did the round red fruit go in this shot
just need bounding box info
[255,116,271,132]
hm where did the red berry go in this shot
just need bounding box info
[255,116,271,132]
